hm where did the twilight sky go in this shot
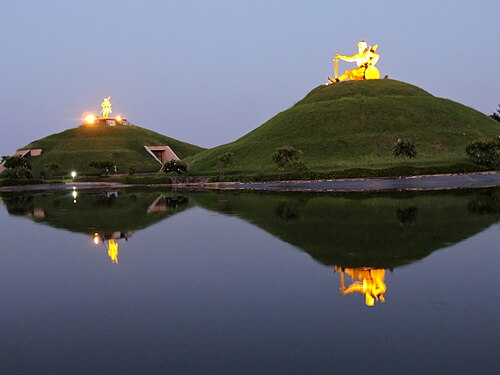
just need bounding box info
[1,0,499,154]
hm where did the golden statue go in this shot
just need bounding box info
[101,96,112,118]
[328,41,380,83]
[335,266,387,306]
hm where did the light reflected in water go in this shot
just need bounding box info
[334,266,387,306]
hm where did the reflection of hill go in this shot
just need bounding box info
[192,189,500,268]
[0,190,191,236]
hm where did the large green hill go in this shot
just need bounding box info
[187,79,500,174]
[21,125,205,176]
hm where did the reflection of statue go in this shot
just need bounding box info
[328,41,380,83]
[101,96,112,118]
[108,239,119,264]
[335,266,387,306]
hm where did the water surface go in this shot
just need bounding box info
[0,188,499,374]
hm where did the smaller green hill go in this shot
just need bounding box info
[21,125,205,176]
[187,79,500,175]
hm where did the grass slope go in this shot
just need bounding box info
[21,125,205,176]
[188,79,500,175]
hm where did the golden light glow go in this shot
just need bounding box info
[101,96,112,118]
[93,233,100,245]
[84,114,97,124]
[108,239,119,264]
[328,41,380,83]
[115,115,122,123]
[335,266,387,306]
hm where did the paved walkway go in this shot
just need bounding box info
[218,172,500,192]
[1,172,499,193]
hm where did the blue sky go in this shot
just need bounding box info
[1,0,498,154]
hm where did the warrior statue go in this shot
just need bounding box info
[101,96,112,118]
[328,41,380,83]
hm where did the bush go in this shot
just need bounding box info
[393,138,416,160]
[490,105,500,122]
[0,156,33,180]
[272,146,305,171]
[89,160,115,176]
[4,156,32,170]
[465,139,499,166]
[162,160,187,174]
[1,167,33,179]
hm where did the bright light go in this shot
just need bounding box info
[93,234,100,245]
[85,114,97,124]
[115,115,122,123]
[71,171,77,179]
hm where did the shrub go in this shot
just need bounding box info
[0,156,33,180]
[490,105,500,122]
[89,160,115,176]
[393,138,416,160]
[44,162,59,178]
[4,156,31,170]
[1,167,33,179]
[128,164,136,176]
[272,146,305,171]
[162,160,187,174]
[465,139,499,166]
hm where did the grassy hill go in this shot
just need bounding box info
[20,125,205,176]
[187,79,500,175]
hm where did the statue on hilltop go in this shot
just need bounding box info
[101,96,112,118]
[328,41,380,84]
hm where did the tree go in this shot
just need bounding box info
[89,160,115,176]
[44,162,59,178]
[161,160,187,174]
[272,146,305,171]
[465,139,499,167]
[1,156,32,179]
[393,138,417,161]
[490,105,500,122]
[217,152,234,179]
[4,156,31,170]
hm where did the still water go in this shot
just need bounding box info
[0,188,499,374]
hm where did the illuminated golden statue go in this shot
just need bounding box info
[328,41,380,83]
[101,96,112,118]
[335,266,387,306]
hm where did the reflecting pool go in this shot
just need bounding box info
[0,188,499,374]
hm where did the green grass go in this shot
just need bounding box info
[20,125,205,177]
[187,79,500,176]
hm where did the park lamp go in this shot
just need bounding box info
[71,171,77,180]
[84,114,97,125]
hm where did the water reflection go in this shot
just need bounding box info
[334,266,387,306]
[0,190,190,264]
[1,188,499,275]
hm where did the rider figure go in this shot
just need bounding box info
[329,41,379,83]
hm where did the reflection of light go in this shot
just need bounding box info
[84,114,96,124]
[93,233,100,245]
[72,188,78,203]
[108,239,119,264]
[335,267,387,306]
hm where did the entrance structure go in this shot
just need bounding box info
[144,146,180,165]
